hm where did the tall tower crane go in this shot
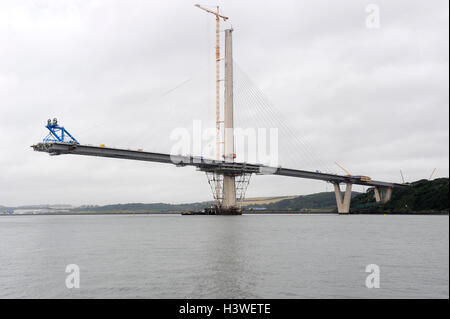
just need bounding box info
[195,4,229,205]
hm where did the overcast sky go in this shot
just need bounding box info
[1,0,448,206]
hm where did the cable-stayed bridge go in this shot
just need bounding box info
[31,7,407,214]
[32,141,406,214]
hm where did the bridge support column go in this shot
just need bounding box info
[374,186,392,204]
[223,175,236,208]
[222,28,237,210]
[333,182,353,214]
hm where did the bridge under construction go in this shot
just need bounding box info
[32,5,407,214]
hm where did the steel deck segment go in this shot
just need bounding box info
[33,142,174,164]
[31,142,407,188]
[273,167,405,188]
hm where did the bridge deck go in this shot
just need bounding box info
[32,142,407,188]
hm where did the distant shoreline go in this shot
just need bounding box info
[1,210,448,216]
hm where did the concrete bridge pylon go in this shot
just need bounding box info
[374,186,393,204]
[333,182,353,214]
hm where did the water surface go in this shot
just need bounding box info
[0,214,448,298]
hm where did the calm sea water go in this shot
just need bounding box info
[0,214,448,298]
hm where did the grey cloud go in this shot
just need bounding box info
[0,0,448,206]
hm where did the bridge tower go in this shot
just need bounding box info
[374,186,393,204]
[222,28,237,209]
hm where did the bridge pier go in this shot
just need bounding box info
[374,186,393,203]
[222,175,237,208]
[221,28,237,211]
[333,182,353,214]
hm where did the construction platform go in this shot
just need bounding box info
[181,205,242,216]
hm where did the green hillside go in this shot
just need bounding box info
[247,191,359,211]
[351,178,449,212]
[74,192,353,212]
[3,178,447,214]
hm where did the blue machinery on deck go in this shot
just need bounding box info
[43,118,79,145]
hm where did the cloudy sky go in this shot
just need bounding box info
[1,0,448,206]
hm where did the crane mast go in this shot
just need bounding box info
[429,168,437,180]
[195,4,234,209]
[335,162,352,176]
[195,4,228,163]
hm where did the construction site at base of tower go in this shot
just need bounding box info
[182,27,247,216]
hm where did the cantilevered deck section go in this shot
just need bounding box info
[32,142,406,189]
